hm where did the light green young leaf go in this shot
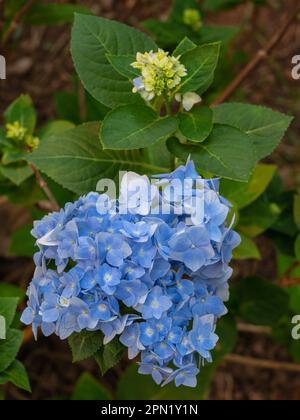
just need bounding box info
[220,164,277,210]
[27,123,168,195]
[178,106,213,143]
[4,94,36,135]
[0,360,31,392]
[213,103,293,160]
[179,42,221,94]
[101,105,178,150]
[71,14,157,108]
[168,124,255,182]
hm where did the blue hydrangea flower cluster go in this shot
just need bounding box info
[21,161,240,388]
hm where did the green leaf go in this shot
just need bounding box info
[85,91,110,121]
[200,26,239,47]
[168,124,255,182]
[213,103,293,160]
[214,315,237,358]
[9,224,36,258]
[2,149,27,165]
[71,14,157,108]
[235,277,289,326]
[220,164,277,210]
[239,197,281,237]
[0,297,19,331]
[142,20,188,48]
[3,175,44,206]
[4,95,36,135]
[173,37,196,57]
[294,194,300,231]
[0,164,32,186]
[117,363,215,400]
[0,329,23,372]
[0,360,31,392]
[4,0,27,20]
[295,234,300,262]
[0,316,5,340]
[233,233,261,260]
[54,92,81,124]
[179,42,221,94]
[68,331,102,363]
[143,139,172,171]
[0,283,25,300]
[271,205,297,237]
[95,338,125,376]
[27,122,168,195]
[178,106,213,143]
[106,54,139,80]
[71,373,112,400]
[39,120,75,140]
[0,128,11,149]
[286,285,300,314]
[101,105,178,150]
[24,3,91,25]
[42,176,75,208]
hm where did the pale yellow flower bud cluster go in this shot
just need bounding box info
[6,121,27,141]
[5,121,40,150]
[131,49,187,101]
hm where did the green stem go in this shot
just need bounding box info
[164,95,172,116]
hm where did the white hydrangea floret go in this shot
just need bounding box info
[175,92,202,112]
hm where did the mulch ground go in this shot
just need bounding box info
[1,0,300,400]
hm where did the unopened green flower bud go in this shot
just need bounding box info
[183,8,202,32]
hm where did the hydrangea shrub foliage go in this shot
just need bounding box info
[0,0,296,398]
